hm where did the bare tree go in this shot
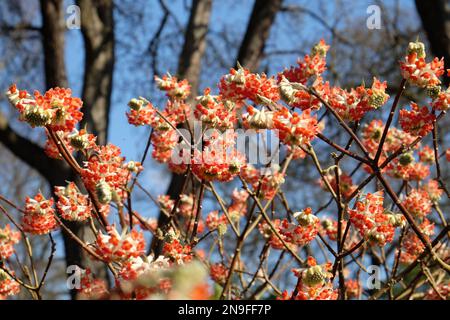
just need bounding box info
[0,0,114,299]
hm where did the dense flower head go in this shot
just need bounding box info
[162,238,193,265]
[385,157,430,181]
[241,164,285,201]
[151,129,179,163]
[418,145,435,164]
[6,85,83,131]
[165,100,191,124]
[401,188,432,218]
[94,226,146,262]
[0,225,21,259]
[278,76,322,110]
[228,189,249,218]
[205,210,228,231]
[119,255,170,281]
[345,279,361,299]
[160,229,193,265]
[210,263,229,285]
[348,191,404,246]
[22,193,57,235]
[168,150,190,174]
[320,218,340,241]
[127,96,190,128]
[195,88,237,129]
[191,132,246,182]
[362,119,384,155]
[0,269,20,297]
[258,218,294,250]
[155,74,191,101]
[422,180,443,203]
[82,144,130,204]
[77,268,109,300]
[54,182,92,222]
[126,98,156,126]
[272,107,319,147]
[399,218,434,264]
[384,126,418,153]
[68,128,96,151]
[400,41,444,88]
[44,131,74,159]
[289,257,337,300]
[323,78,389,122]
[279,208,320,246]
[431,86,450,111]
[399,103,435,137]
[118,255,171,299]
[278,39,329,85]
[242,105,274,130]
[406,162,431,181]
[219,65,280,104]
[320,169,357,200]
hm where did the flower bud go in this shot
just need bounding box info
[371,128,382,140]
[368,93,388,109]
[279,77,298,105]
[246,108,273,129]
[427,85,441,99]
[399,152,414,166]
[23,107,52,127]
[126,161,141,173]
[407,40,426,58]
[128,98,144,111]
[95,180,112,204]
[293,208,315,227]
[311,39,329,58]
[367,230,385,244]
[303,265,327,287]
[321,218,333,230]
[69,130,92,150]
[387,212,406,228]
[217,224,227,237]
[227,65,246,84]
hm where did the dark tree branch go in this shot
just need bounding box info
[0,112,70,185]
[40,0,68,88]
[236,0,283,71]
[177,0,212,97]
[151,0,212,256]
[77,0,115,145]
[415,0,450,85]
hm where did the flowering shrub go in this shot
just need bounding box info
[0,39,449,301]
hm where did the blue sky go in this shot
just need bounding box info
[64,0,421,204]
[0,0,430,298]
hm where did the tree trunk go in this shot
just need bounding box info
[151,0,212,255]
[415,0,450,85]
[236,0,283,71]
[151,0,283,255]
[177,0,212,98]
[0,0,115,299]
[40,0,94,300]
[77,0,115,145]
[40,0,68,88]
